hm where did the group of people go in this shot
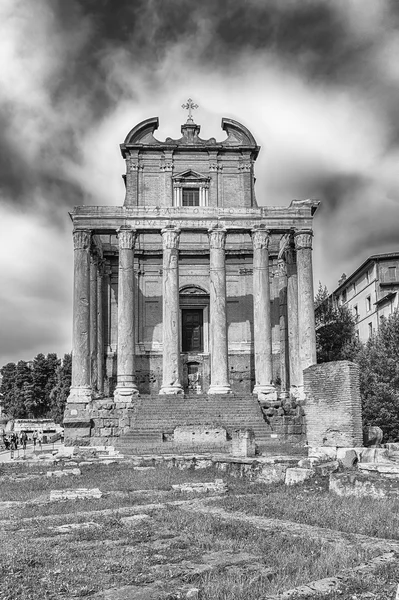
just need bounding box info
[1,430,44,458]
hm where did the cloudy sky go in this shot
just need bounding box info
[1,0,399,366]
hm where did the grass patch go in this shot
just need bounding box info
[217,482,399,539]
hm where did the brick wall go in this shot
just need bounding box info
[303,361,363,447]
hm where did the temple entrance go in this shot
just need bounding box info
[182,309,203,352]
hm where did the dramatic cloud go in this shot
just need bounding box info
[1,0,399,364]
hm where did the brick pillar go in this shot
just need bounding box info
[114,227,139,403]
[251,228,275,397]
[208,226,231,394]
[160,226,183,394]
[295,230,317,382]
[67,230,92,404]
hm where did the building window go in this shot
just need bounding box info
[182,188,200,207]
[368,322,373,338]
[366,295,371,312]
[389,266,397,281]
[353,305,358,319]
[366,270,370,283]
[342,289,347,303]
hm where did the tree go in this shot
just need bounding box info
[0,362,16,417]
[357,312,399,441]
[315,282,360,363]
[49,353,71,424]
[13,360,33,417]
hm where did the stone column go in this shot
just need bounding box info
[208,226,231,394]
[278,257,289,398]
[67,230,92,404]
[114,227,139,403]
[160,226,183,394]
[97,259,104,395]
[295,230,317,381]
[252,228,276,398]
[286,246,301,392]
[89,251,98,393]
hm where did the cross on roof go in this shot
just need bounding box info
[181,98,198,123]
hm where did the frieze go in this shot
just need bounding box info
[239,268,253,275]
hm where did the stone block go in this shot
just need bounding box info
[336,448,358,468]
[120,514,152,526]
[49,488,102,501]
[330,472,399,498]
[314,461,339,476]
[231,428,256,457]
[46,468,81,478]
[359,448,376,463]
[285,468,314,486]
[358,463,399,478]
[308,447,337,461]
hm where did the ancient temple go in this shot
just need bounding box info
[64,102,319,448]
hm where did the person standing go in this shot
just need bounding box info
[21,431,27,453]
[32,430,38,449]
[10,433,17,460]
[38,431,43,450]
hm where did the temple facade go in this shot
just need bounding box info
[64,108,319,446]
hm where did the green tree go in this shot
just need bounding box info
[315,282,360,363]
[49,353,71,424]
[357,312,399,441]
[13,360,33,418]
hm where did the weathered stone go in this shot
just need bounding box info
[363,425,383,447]
[358,462,399,478]
[314,460,339,476]
[308,447,337,461]
[46,468,81,478]
[285,467,314,486]
[120,514,152,526]
[171,479,227,494]
[49,488,102,501]
[336,448,358,468]
[174,425,226,445]
[52,521,101,533]
[330,472,399,498]
[231,428,256,457]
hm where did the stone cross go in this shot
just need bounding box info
[182,98,198,123]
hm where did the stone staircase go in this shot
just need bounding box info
[115,394,274,454]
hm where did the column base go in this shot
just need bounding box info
[253,384,278,403]
[114,386,140,404]
[67,386,92,404]
[208,385,232,395]
[159,385,184,395]
[290,385,305,402]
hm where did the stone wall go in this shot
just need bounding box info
[303,361,363,447]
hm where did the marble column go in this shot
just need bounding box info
[251,228,275,397]
[97,259,104,395]
[160,226,183,394]
[67,230,92,404]
[114,227,139,403]
[286,246,301,391]
[208,226,231,394]
[89,251,98,393]
[295,230,317,382]
[278,257,289,398]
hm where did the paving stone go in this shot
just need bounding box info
[49,488,102,501]
[51,521,101,533]
[120,514,152,526]
[46,468,81,478]
[314,460,339,476]
[171,480,227,494]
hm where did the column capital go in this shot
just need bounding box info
[73,230,91,251]
[117,227,137,250]
[294,230,313,250]
[251,228,271,250]
[161,226,181,249]
[208,226,227,249]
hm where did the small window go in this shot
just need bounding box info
[182,188,199,206]
[389,266,397,281]
[342,289,347,303]
[366,270,370,283]
[353,305,358,318]
[366,296,371,312]
[368,322,373,337]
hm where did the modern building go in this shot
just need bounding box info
[332,253,399,341]
[64,106,319,447]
